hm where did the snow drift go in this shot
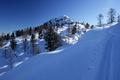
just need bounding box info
[0,23,120,80]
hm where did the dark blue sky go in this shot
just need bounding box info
[0,0,119,33]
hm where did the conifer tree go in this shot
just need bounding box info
[10,32,17,56]
[44,27,61,51]
[97,14,104,27]
[85,23,90,29]
[90,25,94,29]
[10,38,17,54]
[0,37,3,47]
[9,35,17,69]
[31,34,40,55]
[29,27,32,35]
[23,38,28,53]
[6,33,10,41]
[72,26,77,35]
[11,32,15,39]
[107,8,116,24]
[31,34,35,54]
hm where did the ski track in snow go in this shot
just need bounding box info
[96,34,113,80]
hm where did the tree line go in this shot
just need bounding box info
[97,8,120,27]
[0,22,64,69]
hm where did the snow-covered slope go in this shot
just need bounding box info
[0,23,120,80]
[0,16,86,76]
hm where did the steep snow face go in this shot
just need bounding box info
[1,23,120,80]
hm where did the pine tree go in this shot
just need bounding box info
[85,23,90,29]
[97,14,104,27]
[29,27,32,35]
[0,37,3,47]
[90,25,94,29]
[11,32,15,39]
[31,34,35,54]
[31,34,40,55]
[107,8,116,24]
[10,32,17,56]
[0,33,5,47]
[44,27,61,51]
[6,33,10,41]
[10,39,17,52]
[23,38,28,53]
[9,37,17,69]
[72,26,77,35]
[15,30,21,37]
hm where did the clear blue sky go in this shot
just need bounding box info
[0,0,120,33]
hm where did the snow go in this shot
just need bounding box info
[0,16,85,76]
[0,65,8,70]
[62,34,80,44]
[0,72,6,76]
[0,23,120,80]
[2,42,10,48]
[42,49,64,55]
[94,22,117,30]
[13,61,23,67]
[18,52,24,56]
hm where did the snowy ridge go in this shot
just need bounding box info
[0,23,120,80]
[44,15,86,44]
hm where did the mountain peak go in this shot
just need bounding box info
[61,15,70,19]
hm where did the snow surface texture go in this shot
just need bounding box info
[0,23,120,80]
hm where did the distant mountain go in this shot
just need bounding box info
[46,15,73,26]
[43,15,86,32]
[42,15,87,39]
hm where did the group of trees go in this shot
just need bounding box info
[0,27,33,48]
[2,8,120,68]
[0,21,62,56]
[97,8,120,27]
[31,34,40,55]
[2,33,40,69]
[44,26,61,51]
